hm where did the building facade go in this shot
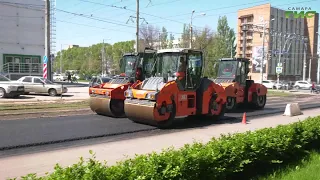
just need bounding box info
[237,3,319,82]
[0,0,45,80]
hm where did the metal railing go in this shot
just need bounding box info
[3,62,42,74]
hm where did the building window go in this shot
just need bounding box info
[3,54,41,74]
[4,57,13,64]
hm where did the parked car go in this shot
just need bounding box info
[89,76,112,88]
[0,74,25,98]
[261,80,276,89]
[53,73,68,81]
[17,76,68,96]
[294,81,312,90]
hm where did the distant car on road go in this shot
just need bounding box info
[89,76,112,88]
[261,80,276,89]
[0,75,25,98]
[294,81,312,90]
[53,74,68,81]
[17,76,68,96]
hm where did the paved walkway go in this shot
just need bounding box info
[1,107,320,179]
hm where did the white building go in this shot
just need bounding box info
[0,0,45,80]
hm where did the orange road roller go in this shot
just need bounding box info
[213,58,268,112]
[89,49,156,117]
[123,48,227,128]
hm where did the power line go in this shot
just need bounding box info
[55,8,135,28]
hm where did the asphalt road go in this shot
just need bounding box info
[0,96,319,150]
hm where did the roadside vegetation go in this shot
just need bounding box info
[14,115,320,180]
[0,100,89,114]
[259,151,320,180]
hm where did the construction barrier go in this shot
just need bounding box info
[283,103,303,116]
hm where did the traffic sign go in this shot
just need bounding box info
[276,66,282,74]
[43,55,48,64]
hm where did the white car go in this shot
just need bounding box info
[53,74,67,81]
[294,81,312,90]
[0,75,25,98]
[261,80,276,89]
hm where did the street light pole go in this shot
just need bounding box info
[260,23,266,82]
[303,38,307,81]
[189,10,206,49]
[277,32,282,90]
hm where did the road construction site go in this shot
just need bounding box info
[0,101,319,179]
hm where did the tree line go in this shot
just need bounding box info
[53,15,236,78]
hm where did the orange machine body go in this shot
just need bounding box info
[89,49,156,117]
[214,58,268,111]
[124,48,227,128]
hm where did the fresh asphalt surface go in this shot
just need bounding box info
[0,96,319,151]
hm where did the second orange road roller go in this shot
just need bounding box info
[89,48,156,117]
[213,58,268,112]
[123,48,227,128]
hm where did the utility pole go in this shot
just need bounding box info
[45,0,51,81]
[101,39,106,76]
[60,44,62,73]
[277,33,282,90]
[260,23,266,82]
[136,0,139,53]
[303,39,307,81]
[230,41,233,58]
[308,58,312,82]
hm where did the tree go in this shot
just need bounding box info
[168,33,175,48]
[160,27,168,49]
[180,24,190,48]
[217,16,237,58]
[139,24,160,50]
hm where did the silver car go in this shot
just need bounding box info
[0,75,25,98]
[17,76,68,96]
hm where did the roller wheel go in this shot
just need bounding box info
[225,96,237,112]
[110,99,125,117]
[251,93,266,109]
[208,95,226,120]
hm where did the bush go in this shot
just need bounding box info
[16,116,320,180]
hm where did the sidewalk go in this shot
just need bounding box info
[1,108,320,179]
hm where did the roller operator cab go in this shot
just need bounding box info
[214,58,267,111]
[89,49,156,117]
[123,48,227,128]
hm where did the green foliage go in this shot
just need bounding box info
[14,116,320,180]
[53,41,135,77]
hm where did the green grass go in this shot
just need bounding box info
[267,90,294,97]
[259,151,320,180]
[0,100,89,112]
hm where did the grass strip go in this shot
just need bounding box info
[259,151,320,180]
[0,100,89,111]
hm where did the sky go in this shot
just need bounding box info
[55,0,320,51]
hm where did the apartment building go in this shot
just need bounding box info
[237,3,319,82]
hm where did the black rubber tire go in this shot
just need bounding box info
[225,96,237,112]
[156,101,176,129]
[208,95,226,120]
[0,88,7,98]
[251,93,267,110]
[48,89,57,96]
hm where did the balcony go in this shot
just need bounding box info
[3,62,42,74]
